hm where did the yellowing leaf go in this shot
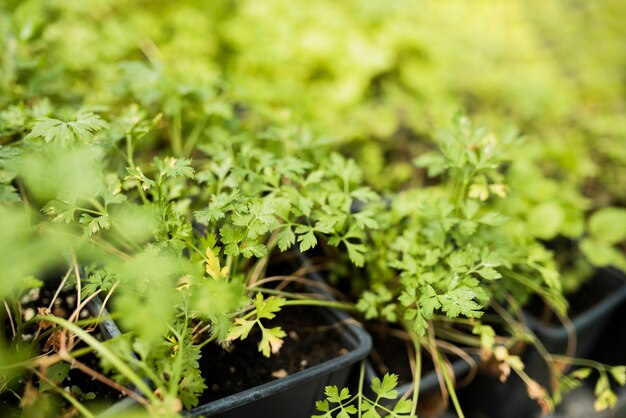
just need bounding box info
[206,246,228,279]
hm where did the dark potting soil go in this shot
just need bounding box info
[526,269,625,326]
[1,282,125,415]
[197,306,348,404]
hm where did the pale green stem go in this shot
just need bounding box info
[357,361,365,418]
[36,369,96,418]
[436,350,465,418]
[39,316,157,404]
[408,330,422,416]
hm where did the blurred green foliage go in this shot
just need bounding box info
[1,0,626,415]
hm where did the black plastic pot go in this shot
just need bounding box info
[459,267,626,418]
[188,305,371,418]
[518,268,626,417]
[88,292,371,418]
[457,363,535,418]
[525,267,626,358]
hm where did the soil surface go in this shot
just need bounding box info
[197,305,348,404]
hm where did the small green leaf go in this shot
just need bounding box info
[344,241,366,267]
[40,363,71,392]
[241,242,267,258]
[297,230,317,252]
[418,285,441,318]
[337,409,355,418]
[226,318,255,341]
[0,184,20,203]
[254,294,286,320]
[371,373,399,400]
[315,400,330,412]
[439,287,483,318]
[259,326,286,357]
[42,199,76,223]
[155,156,195,179]
[277,227,296,252]
[478,211,508,226]
[570,368,593,380]
[25,112,108,144]
[392,399,414,414]
[362,408,381,418]
[610,366,626,386]
[588,207,626,244]
[581,238,626,270]
[528,203,565,240]
[79,213,111,236]
[325,386,351,403]
[476,266,501,281]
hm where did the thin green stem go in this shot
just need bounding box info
[171,104,183,156]
[126,133,135,168]
[357,361,365,418]
[434,327,482,347]
[435,350,465,418]
[89,198,106,214]
[167,323,185,397]
[197,333,218,350]
[76,207,106,216]
[550,355,614,373]
[34,369,96,418]
[39,316,157,404]
[182,115,207,157]
[282,299,357,312]
[407,329,422,416]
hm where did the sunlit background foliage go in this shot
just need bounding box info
[1,0,626,415]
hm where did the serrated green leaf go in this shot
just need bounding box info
[315,399,330,412]
[371,373,399,400]
[298,230,318,252]
[259,326,286,357]
[241,242,267,258]
[439,287,483,318]
[79,213,111,236]
[226,318,255,341]
[345,241,366,267]
[277,227,296,252]
[418,291,441,319]
[337,409,354,418]
[254,294,286,320]
[392,399,414,414]
[25,112,108,145]
[362,408,380,418]
[353,210,380,230]
[325,386,351,403]
[155,156,195,179]
[0,184,20,203]
[42,199,77,223]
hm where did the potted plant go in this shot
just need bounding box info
[309,116,626,418]
[0,23,383,413]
